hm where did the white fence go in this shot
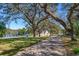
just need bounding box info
[0,35,28,39]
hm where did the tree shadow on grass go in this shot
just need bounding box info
[0,38,41,56]
[0,47,22,56]
[0,42,39,56]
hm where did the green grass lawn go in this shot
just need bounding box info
[0,37,48,56]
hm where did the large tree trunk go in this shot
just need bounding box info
[38,32,41,37]
[70,31,76,41]
[38,30,41,37]
[68,14,77,41]
[69,27,77,41]
[32,28,36,37]
[32,23,37,37]
[67,28,77,41]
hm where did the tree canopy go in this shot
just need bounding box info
[0,3,79,40]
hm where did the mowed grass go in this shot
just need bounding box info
[0,37,48,56]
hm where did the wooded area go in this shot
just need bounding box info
[0,3,79,56]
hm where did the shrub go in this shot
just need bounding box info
[73,48,79,54]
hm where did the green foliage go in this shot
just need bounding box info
[0,22,6,37]
[18,28,26,35]
[73,20,79,37]
[73,48,79,54]
[26,27,32,34]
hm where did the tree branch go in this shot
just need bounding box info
[14,4,33,26]
[37,15,49,26]
[67,4,79,21]
[40,4,67,30]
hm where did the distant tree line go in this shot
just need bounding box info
[0,21,6,37]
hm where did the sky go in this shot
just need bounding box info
[6,19,26,30]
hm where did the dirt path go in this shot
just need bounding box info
[16,36,67,56]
